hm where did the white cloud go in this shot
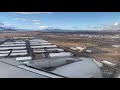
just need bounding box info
[32,20,40,22]
[114,22,119,26]
[0,22,16,29]
[34,23,40,25]
[88,22,120,30]
[88,26,95,28]
[37,25,60,30]
[12,12,53,14]
[38,26,50,29]
[37,26,53,29]
[104,22,120,30]
[4,23,16,28]
[14,18,27,21]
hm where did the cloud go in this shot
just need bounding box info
[12,12,54,14]
[114,22,119,26]
[103,22,120,30]
[34,23,40,25]
[0,22,16,30]
[38,26,51,29]
[14,18,27,21]
[87,22,120,30]
[37,26,61,30]
[37,25,59,30]
[32,20,41,25]
[32,20,40,22]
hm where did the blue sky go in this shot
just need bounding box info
[0,12,120,30]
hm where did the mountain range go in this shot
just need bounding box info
[1,27,120,34]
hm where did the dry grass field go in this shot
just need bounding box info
[40,33,120,63]
[0,31,120,63]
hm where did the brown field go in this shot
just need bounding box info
[0,31,120,63]
[39,32,120,63]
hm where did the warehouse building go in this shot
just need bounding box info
[1,37,118,78]
[0,37,72,60]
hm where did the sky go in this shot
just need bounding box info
[0,12,120,31]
